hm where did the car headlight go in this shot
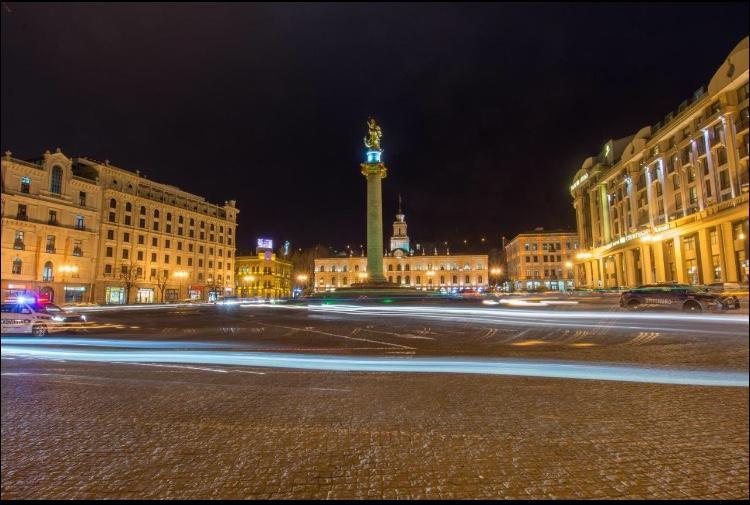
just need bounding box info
[81,315,87,321]
[51,315,65,322]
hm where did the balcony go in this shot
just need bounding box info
[46,247,56,254]
[16,213,28,221]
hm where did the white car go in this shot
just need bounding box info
[1,302,85,336]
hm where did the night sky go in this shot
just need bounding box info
[2,3,748,253]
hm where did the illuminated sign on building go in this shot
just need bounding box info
[570,172,589,191]
[602,224,670,251]
[257,238,273,250]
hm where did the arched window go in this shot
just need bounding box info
[140,206,146,215]
[109,198,117,208]
[388,264,393,271]
[478,275,483,284]
[396,275,402,284]
[125,202,132,212]
[405,275,410,284]
[343,277,347,285]
[416,275,421,285]
[167,212,172,221]
[43,261,54,282]
[405,264,410,271]
[154,209,160,218]
[453,275,458,284]
[465,275,470,284]
[50,166,62,194]
[319,265,325,272]
[396,264,402,271]
[12,258,22,275]
[354,265,359,272]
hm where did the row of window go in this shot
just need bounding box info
[103,230,232,257]
[101,264,228,284]
[106,212,233,244]
[14,204,86,229]
[12,231,84,256]
[522,241,578,252]
[103,248,233,269]
[522,255,569,264]
[318,263,486,273]
[319,274,486,286]
[107,198,230,233]
[10,259,64,281]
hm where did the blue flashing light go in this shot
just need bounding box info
[366,150,381,163]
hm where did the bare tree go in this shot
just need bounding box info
[155,273,170,303]
[119,260,142,304]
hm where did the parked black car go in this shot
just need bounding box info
[619,284,740,313]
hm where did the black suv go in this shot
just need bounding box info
[619,284,740,313]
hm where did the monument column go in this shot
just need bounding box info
[360,118,388,283]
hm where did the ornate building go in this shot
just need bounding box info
[504,229,578,291]
[314,208,489,292]
[570,37,749,288]
[235,246,292,299]
[2,150,239,304]
[1,150,101,304]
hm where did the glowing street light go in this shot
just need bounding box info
[174,270,188,300]
[565,261,573,269]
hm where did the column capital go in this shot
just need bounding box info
[360,163,387,179]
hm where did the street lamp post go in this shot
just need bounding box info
[296,274,308,297]
[489,267,502,291]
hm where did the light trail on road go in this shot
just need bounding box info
[2,341,747,387]
[244,303,749,335]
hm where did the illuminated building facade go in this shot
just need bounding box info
[314,209,488,292]
[571,37,749,288]
[1,150,239,303]
[235,242,292,299]
[504,229,578,291]
[1,149,102,304]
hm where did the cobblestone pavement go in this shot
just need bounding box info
[2,304,748,499]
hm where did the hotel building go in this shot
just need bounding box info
[314,209,489,292]
[235,246,292,299]
[1,149,238,304]
[571,37,749,288]
[504,229,578,291]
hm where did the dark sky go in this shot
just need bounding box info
[2,3,748,253]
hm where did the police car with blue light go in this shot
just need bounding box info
[1,296,87,336]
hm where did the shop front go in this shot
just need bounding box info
[105,286,125,305]
[136,288,155,304]
[64,286,87,303]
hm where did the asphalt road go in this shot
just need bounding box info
[2,300,748,499]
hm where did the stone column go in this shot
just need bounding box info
[721,221,739,282]
[640,243,654,284]
[697,228,714,285]
[361,162,387,283]
[624,249,637,288]
[673,236,686,283]
[613,253,623,287]
[652,240,667,283]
